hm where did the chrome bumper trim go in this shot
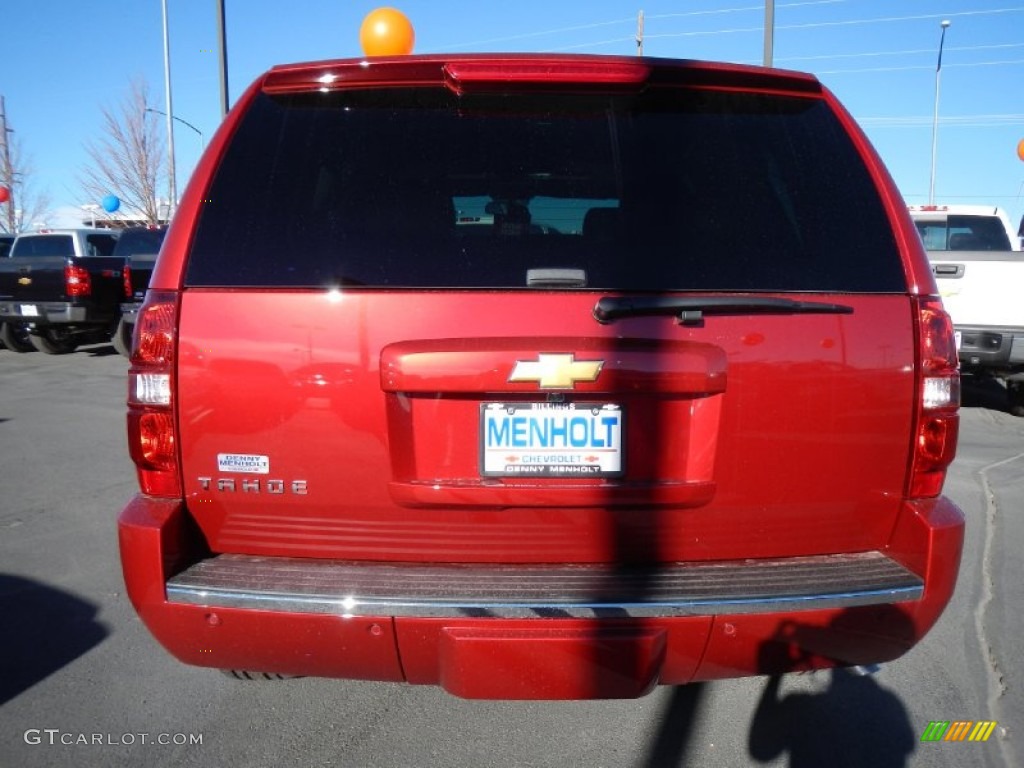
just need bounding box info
[165,551,922,619]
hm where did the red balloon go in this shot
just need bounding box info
[359,7,415,57]
[0,186,9,204]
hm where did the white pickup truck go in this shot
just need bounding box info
[909,204,1024,415]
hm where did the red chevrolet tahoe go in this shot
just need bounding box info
[118,53,964,699]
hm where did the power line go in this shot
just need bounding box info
[536,6,1024,54]
[815,58,1024,75]
[777,41,1024,65]
[858,113,1024,128]
[444,0,847,50]
[445,16,634,50]
[550,37,634,53]
[644,0,846,24]
[639,7,1024,44]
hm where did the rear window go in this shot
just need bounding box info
[85,234,119,256]
[914,215,1013,251]
[187,87,904,292]
[11,235,76,258]
[12,233,118,258]
[114,228,166,257]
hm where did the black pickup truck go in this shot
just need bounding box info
[0,228,121,353]
[110,226,166,357]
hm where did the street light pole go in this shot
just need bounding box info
[763,0,775,68]
[146,108,203,153]
[216,0,229,117]
[161,0,177,219]
[929,19,951,205]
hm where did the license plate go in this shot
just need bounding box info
[20,304,39,317]
[481,402,624,477]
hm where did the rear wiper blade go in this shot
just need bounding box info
[593,296,854,326]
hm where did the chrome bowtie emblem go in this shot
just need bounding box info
[508,354,603,389]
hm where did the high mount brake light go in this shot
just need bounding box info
[443,61,651,91]
[127,291,180,497]
[909,297,960,498]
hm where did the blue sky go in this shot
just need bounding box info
[2,1,1023,229]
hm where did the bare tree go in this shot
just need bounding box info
[0,98,51,234]
[81,78,166,226]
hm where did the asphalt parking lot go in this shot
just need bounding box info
[0,343,1021,768]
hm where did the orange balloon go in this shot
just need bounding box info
[359,7,415,57]
[1018,138,1024,162]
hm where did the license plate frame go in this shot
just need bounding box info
[480,402,624,478]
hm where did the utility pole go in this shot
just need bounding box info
[636,10,644,57]
[0,95,15,232]
[763,0,775,67]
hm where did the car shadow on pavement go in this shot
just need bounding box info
[961,376,1012,414]
[745,611,917,768]
[746,668,915,767]
[0,573,108,706]
[640,612,918,767]
[82,343,122,358]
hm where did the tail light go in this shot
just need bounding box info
[908,297,960,498]
[127,291,181,497]
[65,264,91,297]
[122,264,132,298]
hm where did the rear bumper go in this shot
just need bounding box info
[118,494,964,699]
[0,300,115,328]
[166,550,925,617]
[955,324,1024,372]
[0,300,86,324]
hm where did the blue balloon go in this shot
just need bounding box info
[101,194,121,213]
